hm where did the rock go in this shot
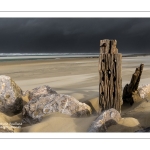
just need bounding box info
[138,84,150,100]
[136,127,150,132]
[22,94,92,124]
[88,108,121,132]
[0,75,23,115]
[25,85,57,101]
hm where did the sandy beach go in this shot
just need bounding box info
[1,56,150,132]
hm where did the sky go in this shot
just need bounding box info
[0,18,150,54]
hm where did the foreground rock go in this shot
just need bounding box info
[22,94,92,124]
[136,127,150,132]
[0,75,23,115]
[88,108,121,132]
[25,85,57,100]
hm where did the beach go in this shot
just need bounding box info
[1,56,150,132]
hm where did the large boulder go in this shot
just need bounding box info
[26,85,57,100]
[22,94,92,124]
[0,75,23,115]
[88,108,121,132]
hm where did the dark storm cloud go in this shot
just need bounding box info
[0,18,150,53]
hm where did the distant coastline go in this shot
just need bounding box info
[122,53,150,57]
[0,53,150,62]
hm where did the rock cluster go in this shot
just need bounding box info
[0,75,92,127]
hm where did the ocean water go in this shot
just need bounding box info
[0,53,100,61]
[0,53,149,62]
[0,53,100,57]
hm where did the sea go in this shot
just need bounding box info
[0,53,149,62]
[0,53,99,61]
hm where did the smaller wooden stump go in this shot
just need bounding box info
[123,64,144,105]
[99,39,122,112]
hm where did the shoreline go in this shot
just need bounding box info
[0,53,150,64]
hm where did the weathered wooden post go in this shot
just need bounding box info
[99,39,122,112]
[123,64,144,105]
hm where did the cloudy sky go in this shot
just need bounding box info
[0,18,149,53]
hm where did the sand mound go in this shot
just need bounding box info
[21,112,97,132]
[107,117,142,132]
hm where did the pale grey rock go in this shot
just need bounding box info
[0,75,23,115]
[22,94,92,124]
[88,108,121,132]
[138,84,150,99]
[25,85,57,100]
